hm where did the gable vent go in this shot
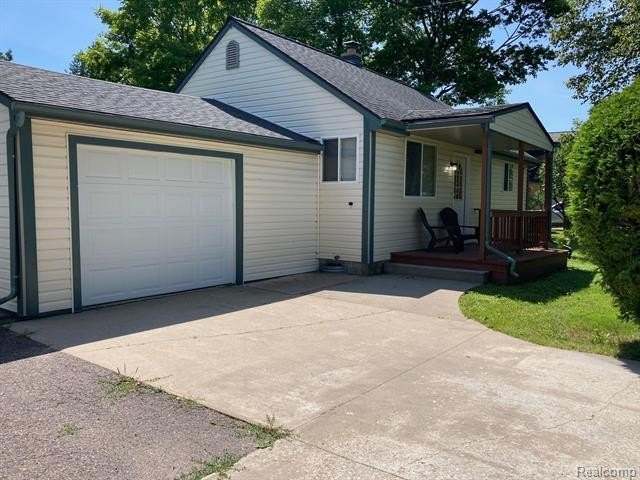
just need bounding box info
[226,40,240,70]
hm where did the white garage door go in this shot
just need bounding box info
[77,144,235,307]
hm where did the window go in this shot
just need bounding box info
[405,141,436,197]
[226,40,240,69]
[453,163,464,200]
[503,162,514,191]
[322,137,357,182]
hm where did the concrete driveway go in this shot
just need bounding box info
[10,273,640,479]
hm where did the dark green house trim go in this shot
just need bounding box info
[15,102,321,154]
[67,135,244,312]
[18,117,38,316]
[0,93,12,108]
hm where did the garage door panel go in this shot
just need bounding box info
[128,191,163,217]
[81,150,123,180]
[166,194,193,217]
[86,191,123,220]
[198,258,226,282]
[128,227,164,254]
[199,160,225,183]
[128,155,161,180]
[77,144,235,307]
[86,228,125,257]
[166,261,196,288]
[167,228,194,250]
[166,157,194,181]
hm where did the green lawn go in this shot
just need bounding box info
[459,231,640,360]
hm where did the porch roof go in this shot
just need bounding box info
[402,103,554,152]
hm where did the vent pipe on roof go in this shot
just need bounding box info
[341,40,362,67]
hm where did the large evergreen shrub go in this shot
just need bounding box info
[567,78,640,320]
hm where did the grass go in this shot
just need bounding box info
[235,414,290,449]
[100,367,161,399]
[58,424,79,437]
[459,230,640,360]
[174,453,242,480]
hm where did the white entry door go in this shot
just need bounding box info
[77,144,235,307]
[452,154,469,225]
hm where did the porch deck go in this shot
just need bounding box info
[390,244,569,284]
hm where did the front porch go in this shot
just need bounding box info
[388,104,569,284]
[390,244,569,284]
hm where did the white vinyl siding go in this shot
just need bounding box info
[491,108,553,151]
[374,132,529,262]
[374,132,472,262]
[468,157,526,213]
[0,104,15,312]
[179,26,363,261]
[30,118,319,313]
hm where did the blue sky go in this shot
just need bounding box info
[0,0,589,132]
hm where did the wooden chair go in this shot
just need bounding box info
[439,207,480,253]
[418,207,452,251]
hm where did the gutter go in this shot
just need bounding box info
[482,123,519,279]
[0,105,24,306]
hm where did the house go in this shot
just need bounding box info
[0,17,564,318]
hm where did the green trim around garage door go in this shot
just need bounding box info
[67,135,244,312]
[19,117,39,317]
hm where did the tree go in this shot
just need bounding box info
[259,0,568,105]
[567,78,640,320]
[0,49,12,61]
[552,0,640,104]
[70,0,256,91]
[550,129,577,228]
[369,0,569,105]
[256,0,370,56]
[72,0,567,104]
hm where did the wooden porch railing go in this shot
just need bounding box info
[491,210,548,251]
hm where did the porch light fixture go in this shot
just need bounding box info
[447,162,459,172]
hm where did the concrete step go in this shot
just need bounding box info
[384,262,490,284]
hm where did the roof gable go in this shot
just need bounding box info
[177,17,450,121]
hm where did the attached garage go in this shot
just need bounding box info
[0,61,322,317]
[74,140,237,307]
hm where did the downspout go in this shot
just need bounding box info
[0,106,24,306]
[316,151,321,262]
[482,124,519,278]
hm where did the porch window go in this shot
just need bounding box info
[405,141,436,197]
[503,162,514,192]
[322,137,357,182]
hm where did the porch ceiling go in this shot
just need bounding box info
[403,103,554,152]
[408,125,532,152]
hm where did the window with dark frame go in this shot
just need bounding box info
[405,141,436,197]
[503,162,514,191]
[322,137,357,182]
[453,163,463,200]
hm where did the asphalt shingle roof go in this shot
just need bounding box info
[232,18,451,121]
[0,60,317,144]
[402,104,525,122]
